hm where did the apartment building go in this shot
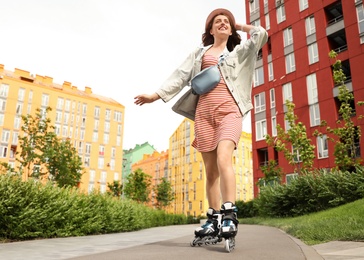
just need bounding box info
[131,150,169,207]
[0,64,125,193]
[247,0,364,196]
[166,118,253,217]
[122,142,156,183]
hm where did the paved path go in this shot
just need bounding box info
[1,224,364,260]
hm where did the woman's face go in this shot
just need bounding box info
[210,14,232,37]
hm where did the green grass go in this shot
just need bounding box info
[240,198,364,245]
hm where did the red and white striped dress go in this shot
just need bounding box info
[192,55,243,152]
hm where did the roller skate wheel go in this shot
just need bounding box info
[224,238,235,253]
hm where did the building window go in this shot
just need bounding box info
[277,4,286,24]
[286,173,298,184]
[1,130,10,143]
[308,43,319,64]
[283,83,293,103]
[271,116,277,136]
[13,117,21,129]
[317,135,329,158]
[114,111,122,122]
[292,145,302,162]
[82,104,87,115]
[265,14,270,30]
[94,106,100,118]
[305,16,316,36]
[270,88,276,108]
[299,0,309,11]
[250,0,259,14]
[57,98,64,110]
[285,53,296,74]
[0,84,9,98]
[268,62,274,81]
[18,88,25,101]
[0,114,3,126]
[105,109,111,120]
[98,158,105,169]
[41,94,49,107]
[356,4,364,44]
[283,27,293,47]
[256,120,267,141]
[254,92,266,113]
[254,67,264,86]
[0,100,6,112]
[307,73,320,126]
[0,145,8,158]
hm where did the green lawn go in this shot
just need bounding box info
[240,198,364,245]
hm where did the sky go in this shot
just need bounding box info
[0,0,251,152]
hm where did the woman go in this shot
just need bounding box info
[135,8,267,239]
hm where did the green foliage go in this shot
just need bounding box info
[107,180,123,197]
[154,177,174,209]
[235,200,258,218]
[240,198,364,245]
[321,50,363,171]
[257,159,283,187]
[0,174,188,241]
[255,166,364,217]
[124,169,152,203]
[45,137,83,188]
[266,100,315,174]
[17,107,83,187]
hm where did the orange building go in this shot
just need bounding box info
[0,64,125,193]
[132,150,169,207]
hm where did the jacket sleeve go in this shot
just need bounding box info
[156,47,200,103]
[238,26,268,55]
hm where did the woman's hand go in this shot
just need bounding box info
[236,23,256,33]
[134,93,160,106]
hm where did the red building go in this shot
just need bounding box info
[246,0,364,196]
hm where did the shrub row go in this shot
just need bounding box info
[0,174,188,241]
[237,166,364,218]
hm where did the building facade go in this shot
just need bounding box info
[165,118,253,217]
[131,150,169,207]
[0,64,125,193]
[122,142,156,183]
[247,0,364,196]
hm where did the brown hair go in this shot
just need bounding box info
[202,12,241,51]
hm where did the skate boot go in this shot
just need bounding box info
[190,208,222,247]
[220,202,239,252]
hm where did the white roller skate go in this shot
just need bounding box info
[190,208,222,247]
[220,202,239,253]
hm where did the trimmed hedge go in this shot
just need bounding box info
[251,166,364,217]
[0,174,188,241]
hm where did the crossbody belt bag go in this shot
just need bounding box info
[191,54,227,95]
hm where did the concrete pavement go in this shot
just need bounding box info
[0,224,363,260]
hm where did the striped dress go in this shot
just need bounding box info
[192,55,243,152]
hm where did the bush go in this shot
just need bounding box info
[0,174,188,241]
[236,199,258,218]
[254,166,364,217]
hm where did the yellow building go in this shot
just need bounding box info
[0,64,125,193]
[166,118,253,217]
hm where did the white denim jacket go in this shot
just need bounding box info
[156,26,268,121]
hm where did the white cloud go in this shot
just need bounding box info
[0,0,250,151]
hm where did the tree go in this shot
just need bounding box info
[257,159,283,188]
[107,180,123,197]
[314,51,363,171]
[17,107,83,187]
[123,169,152,203]
[154,177,174,209]
[17,107,54,178]
[44,136,83,188]
[266,100,315,174]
